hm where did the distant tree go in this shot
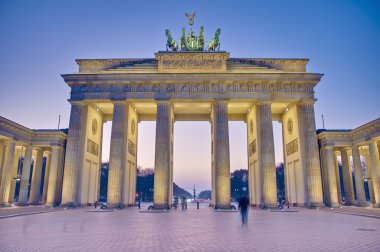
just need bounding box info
[99,162,109,202]
[198,190,211,200]
[276,163,285,201]
[230,169,248,201]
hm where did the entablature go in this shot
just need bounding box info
[0,116,67,148]
[317,118,380,148]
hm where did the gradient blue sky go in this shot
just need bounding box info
[1,1,379,192]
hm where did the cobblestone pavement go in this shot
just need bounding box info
[0,203,379,252]
[0,205,56,219]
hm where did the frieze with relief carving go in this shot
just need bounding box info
[70,81,315,95]
[286,138,298,156]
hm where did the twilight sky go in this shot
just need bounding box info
[1,0,379,192]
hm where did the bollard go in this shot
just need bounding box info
[197,201,199,209]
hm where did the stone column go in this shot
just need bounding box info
[153,101,172,209]
[108,102,128,208]
[297,101,324,207]
[29,148,43,205]
[61,103,88,207]
[0,140,16,206]
[256,102,277,207]
[0,141,5,183]
[212,101,231,209]
[210,107,216,207]
[8,147,22,204]
[17,145,33,205]
[368,140,380,207]
[352,146,367,206]
[362,148,375,204]
[41,150,52,204]
[341,148,354,204]
[54,147,65,204]
[333,151,342,204]
[45,146,63,206]
[322,146,339,206]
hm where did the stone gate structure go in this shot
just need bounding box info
[58,51,325,209]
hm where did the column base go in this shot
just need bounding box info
[356,202,368,207]
[373,203,380,208]
[153,203,170,210]
[343,202,354,206]
[16,202,29,206]
[60,202,79,208]
[0,202,11,207]
[107,203,124,209]
[44,202,59,207]
[306,202,325,208]
[214,203,233,210]
[327,202,341,208]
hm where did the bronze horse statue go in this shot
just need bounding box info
[208,28,221,51]
[165,29,178,51]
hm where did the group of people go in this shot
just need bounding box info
[173,196,188,210]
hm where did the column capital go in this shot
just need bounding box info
[323,145,334,150]
[212,99,229,105]
[155,100,172,105]
[333,150,341,156]
[298,98,317,105]
[342,146,352,152]
[50,145,62,150]
[257,100,272,105]
[69,100,87,106]
[368,138,379,145]
[4,139,16,145]
[43,149,52,156]
[112,100,128,105]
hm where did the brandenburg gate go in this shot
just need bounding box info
[59,43,326,209]
[1,16,378,210]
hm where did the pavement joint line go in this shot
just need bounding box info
[0,210,56,220]
[330,211,380,219]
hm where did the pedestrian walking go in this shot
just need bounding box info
[238,196,249,225]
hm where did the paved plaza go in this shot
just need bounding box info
[0,203,379,252]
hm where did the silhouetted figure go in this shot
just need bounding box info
[181,196,186,210]
[174,196,179,210]
[94,201,98,209]
[238,196,249,225]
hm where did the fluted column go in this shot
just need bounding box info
[257,102,277,207]
[154,101,172,209]
[61,103,88,206]
[0,141,5,183]
[8,147,22,203]
[0,140,16,206]
[333,151,342,204]
[368,140,380,207]
[322,146,339,206]
[41,150,52,204]
[297,101,323,207]
[341,148,354,204]
[108,102,128,208]
[17,145,33,205]
[352,146,367,206]
[45,146,63,206]
[210,107,216,207]
[362,148,375,204]
[29,148,43,205]
[212,101,231,209]
[54,147,65,204]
